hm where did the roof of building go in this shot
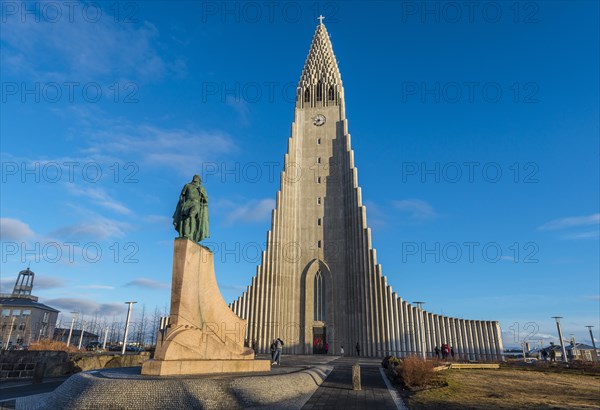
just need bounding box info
[0,296,60,313]
[54,328,99,338]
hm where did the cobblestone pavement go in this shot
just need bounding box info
[302,357,399,410]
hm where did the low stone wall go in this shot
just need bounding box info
[0,351,70,379]
[0,351,150,380]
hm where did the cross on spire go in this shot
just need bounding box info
[318,15,324,25]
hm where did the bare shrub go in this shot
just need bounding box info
[29,339,79,353]
[396,356,436,388]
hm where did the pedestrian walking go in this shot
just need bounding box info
[270,339,276,362]
[356,342,360,356]
[340,345,345,356]
[450,346,455,360]
[434,346,440,359]
[325,343,329,354]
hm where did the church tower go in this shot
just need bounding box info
[231,21,504,359]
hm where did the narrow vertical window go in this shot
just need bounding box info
[317,218,321,226]
[317,138,321,145]
[317,197,321,204]
[314,270,326,321]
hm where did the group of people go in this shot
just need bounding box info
[541,348,557,362]
[434,343,455,360]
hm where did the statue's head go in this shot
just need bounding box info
[192,174,201,184]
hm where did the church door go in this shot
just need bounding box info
[313,326,327,354]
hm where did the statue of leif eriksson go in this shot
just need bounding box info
[173,175,209,243]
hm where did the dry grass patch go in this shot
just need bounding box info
[405,368,600,409]
[28,339,80,353]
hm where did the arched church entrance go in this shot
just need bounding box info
[301,259,333,354]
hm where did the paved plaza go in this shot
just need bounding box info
[3,355,404,410]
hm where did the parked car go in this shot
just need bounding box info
[86,342,102,351]
[125,345,143,353]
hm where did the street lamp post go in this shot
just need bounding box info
[121,302,137,355]
[78,319,86,350]
[103,326,109,350]
[4,317,16,349]
[413,301,426,359]
[66,312,78,347]
[585,326,598,362]
[552,317,568,363]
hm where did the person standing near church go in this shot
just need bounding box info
[272,338,284,365]
[356,342,360,356]
[270,339,276,362]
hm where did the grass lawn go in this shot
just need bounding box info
[403,367,600,409]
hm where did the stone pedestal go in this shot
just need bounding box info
[141,238,270,375]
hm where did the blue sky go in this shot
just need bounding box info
[1,1,598,348]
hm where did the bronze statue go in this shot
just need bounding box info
[173,175,209,242]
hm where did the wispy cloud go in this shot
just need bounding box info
[225,96,250,126]
[81,119,237,176]
[392,199,439,221]
[538,213,599,240]
[1,6,184,83]
[538,214,599,231]
[66,185,132,215]
[125,278,169,290]
[583,295,600,302]
[224,198,275,224]
[0,218,35,241]
[76,285,116,290]
[50,216,131,240]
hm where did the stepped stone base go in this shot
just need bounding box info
[142,358,271,376]
[16,365,333,410]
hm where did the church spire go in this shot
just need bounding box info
[297,19,342,108]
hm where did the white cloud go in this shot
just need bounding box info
[562,231,599,240]
[81,120,237,176]
[125,278,169,290]
[225,198,275,224]
[50,216,131,240]
[392,199,439,221]
[34,276,66,289]
[538,213,599,231]
[66,185,132,215]
[0,218,35,241]
[583,295,600,302]
[44,298,126,317]
[1,5,183,83]
[76,284,116,290]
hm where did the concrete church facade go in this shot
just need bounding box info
[230,21,504,359]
